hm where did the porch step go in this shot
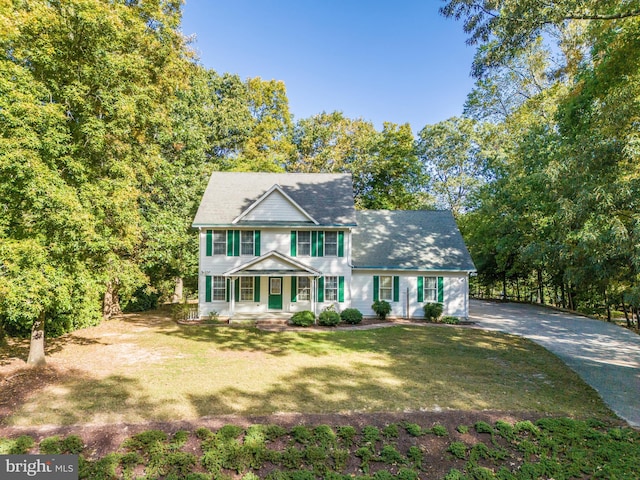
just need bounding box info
[255,318,290,326]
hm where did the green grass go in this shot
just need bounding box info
[1,311,615,426]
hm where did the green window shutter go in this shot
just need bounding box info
[227,230,233,256]
[393,276,400,302]
[254,231,261,256]
[233,230,240,256]
[311,231,318,257]
[226,279,230,302]
[373,275,379,302]
[206,230,213,256]
[205,275,212,302]
[417,276,424,302]
[317,231,324,257]
[290,231,297,256]
[317,277,324,302]
[337,231,344,257]
[437,276,444,303]
[254,277,261,302]
[291,277,297,302]
[338,276,345,302]
[234,278,240,302]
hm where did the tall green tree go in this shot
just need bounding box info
[0,0,192,362]
[417,117,492,216]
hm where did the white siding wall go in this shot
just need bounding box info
[351,270,470,319]
[242,190,311,222]
[198,227,352,318]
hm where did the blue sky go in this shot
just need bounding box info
[180,1,477,132]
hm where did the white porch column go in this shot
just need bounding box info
[311,276,317,320]
[229,276,236,319]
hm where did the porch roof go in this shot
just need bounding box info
[223,250,322,277]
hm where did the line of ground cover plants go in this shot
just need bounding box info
[1,417,638,479]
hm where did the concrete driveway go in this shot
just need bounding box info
[469,300,640,427]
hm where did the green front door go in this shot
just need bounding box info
[268,277,283,310]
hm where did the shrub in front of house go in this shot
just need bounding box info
[441,316,460,325]
[372,300,392,320]
[340,308,363,325]
[291,310,315,327]
[423,302,443,322]
[319,309,340,326]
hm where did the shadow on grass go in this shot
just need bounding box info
[1,335,104,367]
[1,364,162,427]
[0,310,617,427]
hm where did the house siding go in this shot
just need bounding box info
[198,227,352,318]
[241,189,312,223]
[351,270,470,319]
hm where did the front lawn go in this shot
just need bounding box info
[0,310,614,427]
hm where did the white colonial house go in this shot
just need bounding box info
[192,172,475,322]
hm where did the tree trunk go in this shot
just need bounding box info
[172,276,184,303]
[621,302,631,328]
[103,280,122,320]
[27,311,46,366]
[560,282,566,309]
[537,269,544,304]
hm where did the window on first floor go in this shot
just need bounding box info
[379,275,393,301]
[297,277,310,301]
[418,276,444,303]
[240,276,254,301]
[324,276,338,301]
[212,276,226,301]
[423,276,438,302]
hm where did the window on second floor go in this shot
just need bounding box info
[297,231,311,256]
[324,231,338,256]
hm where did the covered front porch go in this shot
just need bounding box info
[222,250,322,323]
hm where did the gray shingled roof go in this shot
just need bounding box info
[352,210,476,271]
[192,172,357,226]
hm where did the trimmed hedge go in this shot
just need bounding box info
[340,308,363,325]
[291,310,315,327]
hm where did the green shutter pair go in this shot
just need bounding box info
[417,276,444,303]
[226,230,261,256]
[290,230,345,257]
[372,275,400,302]
[311,231,323,256]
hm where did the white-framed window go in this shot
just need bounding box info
[297,231,311,256]
[379,275,393,301]
[423,276,438,302]
[213,231,226,255]
[240,277,254,301]
[324,276,338,301]
[241,230,254,256]
[212,276,226,301]
[297,277,310,301]
[324,231,338,256]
